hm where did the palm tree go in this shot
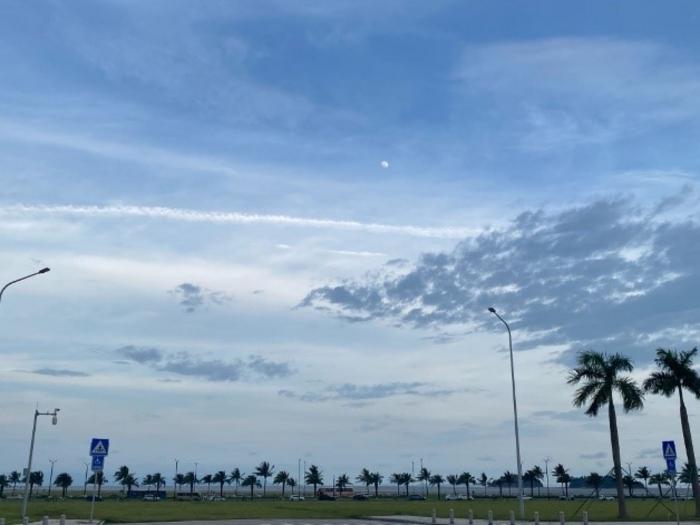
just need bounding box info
[623,474,635,497]
[370,472,383,497]
[183,471,197,496]
[479,473,489,496]
[212,471,227,497]
[635,467,651,495]
[54,473,73,497]
[336,473,351,494]
[173,473,185,496]
[568,351,644,519]
[152,473,165,494]
[586,472,603,499]
[399,473,413,496]
[447,475,459,495]
[531,466,544,496]
[201,474,213,495]
[87,472,107,498]
[494,477,504,498]
[502,471,515,497]
[28,471,44,497]
[305,465,323,496]
[429,474,444,499]
[114,466,131,495]
[418,467,431,497]
[553,464,568,496]
[143,474,154,492]
[121,473,139,495]
[9,471,21,495]
[255,461,275,496]
[274,470,291,496]
[0,475,8,498]
[287,477,297,494]
[357,468,372,495]
[229,468,242,495]
[523,470,534,497]
[649,473,669,498]
[390,473,403,496]
[459,472,475,499]
[644,348,700,516]
[681,463,693,496]
[241,474,261,498]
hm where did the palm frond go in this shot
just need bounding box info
[616,376,644,412]
[573,380,603,407]
[643,371,677,396]
[608,353,634,374]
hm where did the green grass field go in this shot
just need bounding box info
[0,497,696,524]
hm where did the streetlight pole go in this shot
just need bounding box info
[543,458,551,499]
[22,408,60,519]
[47,459,57,498]
[0,268,50,304]
[489,307,525,520]
[174,459,179,500]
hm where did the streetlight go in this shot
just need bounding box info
[0,268,50,304]
[47,459,57,498]
[543,457,551,499]
[488,307,525,520]
[174,459,179,500]
[22,407,60,519]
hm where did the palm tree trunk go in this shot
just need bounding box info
[396,483,400,496]
[608,400,628,519]
[657,483,663,498]
[678,388,700,516]
[466,481,470,499]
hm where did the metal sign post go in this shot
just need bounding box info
[663,440,679,525]
[89,439,109,524]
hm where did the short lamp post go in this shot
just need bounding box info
[22,408,60,519]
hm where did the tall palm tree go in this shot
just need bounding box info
[494,477,504,498]
[305,465,323,496]
[173,473,185,496]
[459,472,475,499]
[54,473,73,497]
[336,473,351,493]
[0,475,8,498]
[255,461,275,496]
[183,471,197,496]
[357,469,372,495]
[623,474,635,497]
[417,467,431,497]
[370,472,383,497]
[87,472,107,498]
[152,473,165,494]
[28,471,43,498]
[446,475,459,495]
[9,471,21,495]
[635,466,651,495]
[274,470,291,496]
[644,348,700,516]
[479,473,489,496]
[553,464,568,497]
[121,473,139,495]
[114,466,131,495]
[287,477,297,494]
[399,473,413,496]
[241,474,261,498]
[143,474,154,492]
[212,471,227,497]
[502,471,515,496]
[586,472,603,499]
[568,351,644,519]
[229,468,242,495]
[390,473,403,496]
[649,473,669,498]
[429,474,444,499]
[523,470,534,497]
[201,474,213,495]
[531,466,544,497]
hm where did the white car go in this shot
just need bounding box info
[289,495,305,501]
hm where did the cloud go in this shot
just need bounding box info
[30,368,90,377]
[168,282,233,313]
[116,346,293,382]
[302,195,700,362]
[279,381,460,403]
[0,204,477,239]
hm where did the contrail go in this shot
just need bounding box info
[0,204,476,239]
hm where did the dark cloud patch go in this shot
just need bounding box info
[169,282,233,313]
[31,368,89,377]
[116,346,293,382]
[117,345,163,364]
[279,382,461,403]
[302,196,700,363]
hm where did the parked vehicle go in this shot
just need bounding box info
[352,494,369,500]
[318,493,336,501]
[408,494,426,501]
[143,494,160,501]
[289,495,305,501]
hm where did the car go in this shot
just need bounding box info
[143,494,160,501]
[598,495,615,501]
[289,495,305,501]
[445,494,468,501]
[318,493,337,501]
[408,494,426,501]
[210,496,226,501]
[352,494,369,500]
[558,494,574,500]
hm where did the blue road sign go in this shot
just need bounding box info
[663,440,677,459]
[91,455,104,472]
[666,458,677,474]
[90,438,110,457]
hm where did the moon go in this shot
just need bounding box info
[380,160,390,169]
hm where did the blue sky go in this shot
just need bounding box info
[2,1,700,488]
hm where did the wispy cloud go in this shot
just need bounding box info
[30,368,90,377]
[168,283,233,313]
[279,381,461,402]
[0,204,476,239]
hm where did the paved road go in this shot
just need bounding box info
[117,518,700,525]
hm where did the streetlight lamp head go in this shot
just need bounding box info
[39,267,50,274]
[488,307,496,313]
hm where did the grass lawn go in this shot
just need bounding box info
[0,497,695,524]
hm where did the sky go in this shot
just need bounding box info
[2,0,700,489]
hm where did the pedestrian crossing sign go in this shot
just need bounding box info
[90,438,110,456]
